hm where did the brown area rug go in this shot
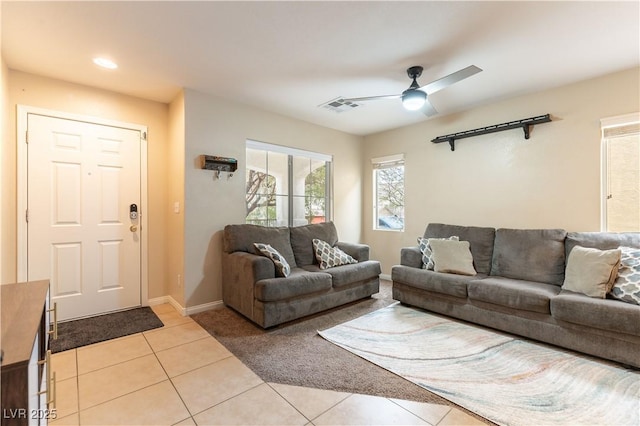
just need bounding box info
[191,280,453,405]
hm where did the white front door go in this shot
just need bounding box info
[26,113,143,321]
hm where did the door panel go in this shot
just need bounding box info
[27,114,142,321]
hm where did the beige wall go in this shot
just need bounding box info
[362,67,640,275]
[1,55,6,284]
[2,71,170,300]
[167,91,186,306]
[4,65,637,308]
[182,89,364,308]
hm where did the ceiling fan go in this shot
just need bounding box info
[342,65,482,116]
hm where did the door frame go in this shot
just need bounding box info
[16,105,149,307]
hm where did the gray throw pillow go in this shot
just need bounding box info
[254,243,291,278]
[610,246,640,305]
[312,239,357,270]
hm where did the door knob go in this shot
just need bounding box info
[130,225,138,232]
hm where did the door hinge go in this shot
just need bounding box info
[142,131,147,141]
[25,130,29,144]
[25,209,29,223]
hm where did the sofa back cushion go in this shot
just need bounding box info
[223,224,297,267]
[424,223,495,275]
[290,222,339,266]
[491,228,567,285]
[565,232,640,258]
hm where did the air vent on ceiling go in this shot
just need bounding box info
[319,97,361,113]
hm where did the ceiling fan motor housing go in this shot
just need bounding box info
[407,66,423,79]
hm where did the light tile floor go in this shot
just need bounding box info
[49,304,487,426]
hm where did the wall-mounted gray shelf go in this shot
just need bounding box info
[431,114,552,151]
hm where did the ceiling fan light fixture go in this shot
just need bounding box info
[402,89,426,111]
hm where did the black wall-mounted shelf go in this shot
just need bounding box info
[431,114,552,151]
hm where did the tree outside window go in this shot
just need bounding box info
[245,141,332,227]
[373,155,405,231]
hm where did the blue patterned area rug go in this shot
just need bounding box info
[318,303,639,426]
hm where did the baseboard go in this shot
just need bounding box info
[185,300,225,316]
[147,295,184,315]
[380,273,391,281]
[147,295,224,316]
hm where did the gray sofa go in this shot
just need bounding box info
[392,223,640,368]
[223,222,381,328]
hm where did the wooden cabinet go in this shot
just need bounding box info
[1,281,56,426]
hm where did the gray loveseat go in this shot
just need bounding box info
[223,222,381,328]
[392,223,640,368]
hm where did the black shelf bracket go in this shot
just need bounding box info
[431,114,552,151]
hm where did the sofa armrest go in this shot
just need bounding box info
[222,251,275,319]
[400,247,422,268]
[336,242,370,261]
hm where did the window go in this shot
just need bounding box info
[245,140,332,227]
[372,154,405,231]
[601,114,640,232]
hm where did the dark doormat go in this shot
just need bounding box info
[50,306,164,353]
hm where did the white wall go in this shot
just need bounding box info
[363,67,640,275]
[182,89,364,308]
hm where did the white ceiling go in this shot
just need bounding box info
[2,1,639,136]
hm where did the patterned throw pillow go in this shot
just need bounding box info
[609,246,640,305]
[254,243,291,278]
[312,239,358,270]
[417,236,459,269]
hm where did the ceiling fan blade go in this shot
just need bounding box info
[420,65,482,95]
[341,94,401,103]
[421,98,438,117]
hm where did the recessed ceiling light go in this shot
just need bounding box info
[93,57,118,69]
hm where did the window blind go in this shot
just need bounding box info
[372,153,405,169]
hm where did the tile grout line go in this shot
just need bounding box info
[144,316,196,424]
[267,382,354,425]
[387,398,450,426]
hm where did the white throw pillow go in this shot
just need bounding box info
[312,239,358,270]
[428,239,477,276]
[417,235,459,270]
[609,246,640,305]
[254,243,291,278]
[562,246,621,298]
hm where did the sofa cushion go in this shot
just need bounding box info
[610,246,640,305]
[312,239,358,270]
[303,260,381,288]
[254,268,332,302]
[254,243,291,278]
[551,290,640,336]
[424,223,495,275]
[429,239,476,276]
[468,277,561,314]
[391,266,480,298]
[290,222,339,266]
[565,232,640,259]
[562,246,621,298]
[224,224,297,267]
[491,228,567,285]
